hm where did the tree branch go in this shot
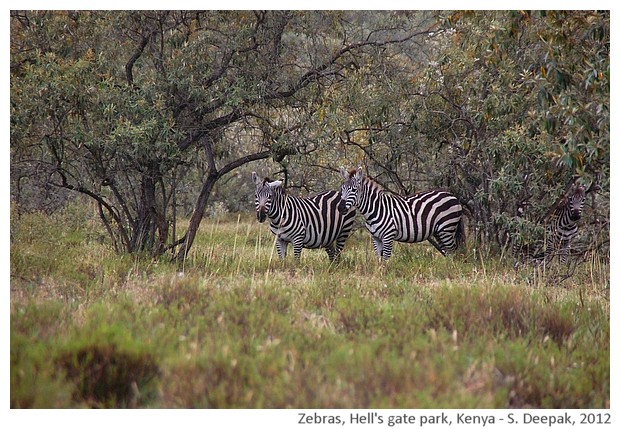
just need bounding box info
[125,33,151,87]
[269,30,432,100]
[219,150,271,177]
[50,171,132,252]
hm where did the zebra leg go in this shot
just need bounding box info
[434,228,459,255]
[427,236,447,256]
[558,240,570,264]
[325,245,336,261]
[331,234,348,261]
[329,240,348,262]
[543,235,560,266]
[381,235,396,261]
[292,237,304,260]
[371,236,383,258]
[276,238,288,259]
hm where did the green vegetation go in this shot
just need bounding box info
[10,205,609,408]
[10,10,609,411]
[11,11,610,260]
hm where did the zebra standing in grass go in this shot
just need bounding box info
[539,182,587,265]
[512,181,589,267]
[252,172,356,261]
[337,166,464,261]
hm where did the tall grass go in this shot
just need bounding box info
[10,205,610,408]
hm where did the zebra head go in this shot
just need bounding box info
[338,166,363,214]
[567,184,586,221]
[252,172,283,223]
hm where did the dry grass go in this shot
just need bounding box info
[10,207,610,408]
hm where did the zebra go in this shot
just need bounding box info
[511,181,588,267]
[252,172,356,261]
[539,182,587,265]
[337,166,464,261]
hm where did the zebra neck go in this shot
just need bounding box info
[357,180,384,218]
[268,188,290,225]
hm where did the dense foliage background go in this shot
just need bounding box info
[10,11,609,261]
[9,11,610,411]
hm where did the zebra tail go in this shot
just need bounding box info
[455,216,466,249]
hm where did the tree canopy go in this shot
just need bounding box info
[10,10,609,260]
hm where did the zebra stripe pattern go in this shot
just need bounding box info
[540,183,587,265]
[337,167,464,261]
[252,172,356,261]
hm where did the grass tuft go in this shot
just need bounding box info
[58,342,159,408]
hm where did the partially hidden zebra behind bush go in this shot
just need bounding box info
[515,181,588,266]
[252,172,356,261]
[337,166,465,261]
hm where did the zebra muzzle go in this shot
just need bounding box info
[257,210,267,223]
[337,200,348,214]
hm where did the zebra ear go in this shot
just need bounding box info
[252,172,261,186]
[268,180,283,189]
[340,167,349,180]
[356,166,364,179]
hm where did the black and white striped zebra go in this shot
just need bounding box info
[511,182,588,267]
[337,167,464,261]
[252,172,356,261]
[539,182,587,265]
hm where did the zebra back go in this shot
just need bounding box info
[280,190,355,249]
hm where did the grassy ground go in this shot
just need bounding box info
[10,205,610,408]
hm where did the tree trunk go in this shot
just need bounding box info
[173,172,218,262]
[129,164,170,255]
[171,149,271,262]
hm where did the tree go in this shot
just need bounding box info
[314,11,609,257]
[435,11,610,255]
[11,11,434,259]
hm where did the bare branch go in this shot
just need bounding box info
[125,33,151,87]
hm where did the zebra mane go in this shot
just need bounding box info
[263,178,285,195]
[363,176,384,192]
[346,168,382,189]
[263,177,282,187]
[573,184,586,198]
[352,172,384,194]
[541,194,568,222]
